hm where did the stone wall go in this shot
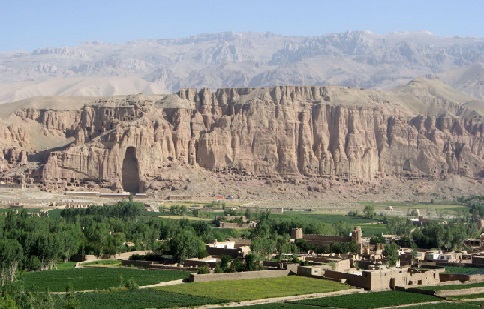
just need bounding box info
[190,269,292,283]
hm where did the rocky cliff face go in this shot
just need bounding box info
[20,84,480,193]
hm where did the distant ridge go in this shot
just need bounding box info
[0,31,483,104]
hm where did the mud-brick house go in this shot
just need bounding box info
[325,267,444,290]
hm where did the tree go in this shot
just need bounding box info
[251,237,275,258]
[0,239,23,287]
[197,265,209,274]
[383,242,399,267]
[363,205,375,219]
[169,230,205,263]
[230,259,245,272]
[64,284,80,309]
[0,295,19,309]
[220,255,232,273]
[244,254,261,271]
[369,235,385,245]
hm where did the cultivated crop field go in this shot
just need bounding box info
[271,212,380,225]
[224,303,316,308]
[69,289,226,309]
[401,302,482,308]
[445,266,484,275]
[23,268,190,292]
[158,276,350,301]
[449,293,484,300]
[359,201,466,216]
[82,259,122,267]
[418,282,484,291]
[290,290,441,309]
[271,212,388,236]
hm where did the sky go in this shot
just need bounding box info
[0,0,483,51]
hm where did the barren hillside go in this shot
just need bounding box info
[1,31,484,104]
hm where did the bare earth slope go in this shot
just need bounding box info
[0,80,482,203]
[1,31,484,104]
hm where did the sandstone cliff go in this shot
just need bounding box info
[0,82,482,194]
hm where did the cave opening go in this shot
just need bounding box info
[122,147,140,193]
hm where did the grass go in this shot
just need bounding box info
[360,224,388,236]
[158,276,350,301]
[459,302,484,308]
[82,259,122,267]
[23,268,190,292]
[55,262,77,270]
[445,266,484,275]
[71,289,226,309]
[271,212,389,236]
[449,293,484,300]
[359,201,466,217]
[224,304,314,308]
[272,213,380,225]
[157,215,211,221]
[402,302,482,308]
[291,291,441,309]
[418,282,484,291]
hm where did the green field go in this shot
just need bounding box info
[82,260,122,267]
[418,282,484,291]
[449,293,484,300]
[55,262,77,270]
[445,266,484,275]
[225,303,315,308]
[68,289,226,309]
[224,301,479,309]
[402,302,482,308]
[458,302,484,308]
[158,276,350,301]
[23,268,190,292]
[290,291,441,309]
[271,212,388,236]
[272,212,380,225]
[359,201,466,216]
[360,224,388,236]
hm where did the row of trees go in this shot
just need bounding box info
[0,202,242,288]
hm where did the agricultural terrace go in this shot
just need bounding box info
[417,282,484,291]
[359,201,466,218]
[23,268,190,292]
[449,293,484,300]
[61,289,227,309]
[444,266,484,275]
[158,276,350,301]
[290,290,442,309]
[401,303,483,308]
[270,211,388,236]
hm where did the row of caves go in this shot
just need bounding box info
[7,88,481,193]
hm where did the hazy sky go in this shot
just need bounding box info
[1,0,482,51]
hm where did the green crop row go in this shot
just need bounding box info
[52,289,226,309]
[158,276,349,301]
[23,268,190,292]
[290,290,441,309]
[418,281,484,291]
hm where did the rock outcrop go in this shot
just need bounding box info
[0,83,482,193]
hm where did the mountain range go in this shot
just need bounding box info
[1,31,483,104]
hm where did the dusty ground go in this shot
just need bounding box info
[0,172,481,213]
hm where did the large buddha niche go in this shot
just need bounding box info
[122,147,140,193]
